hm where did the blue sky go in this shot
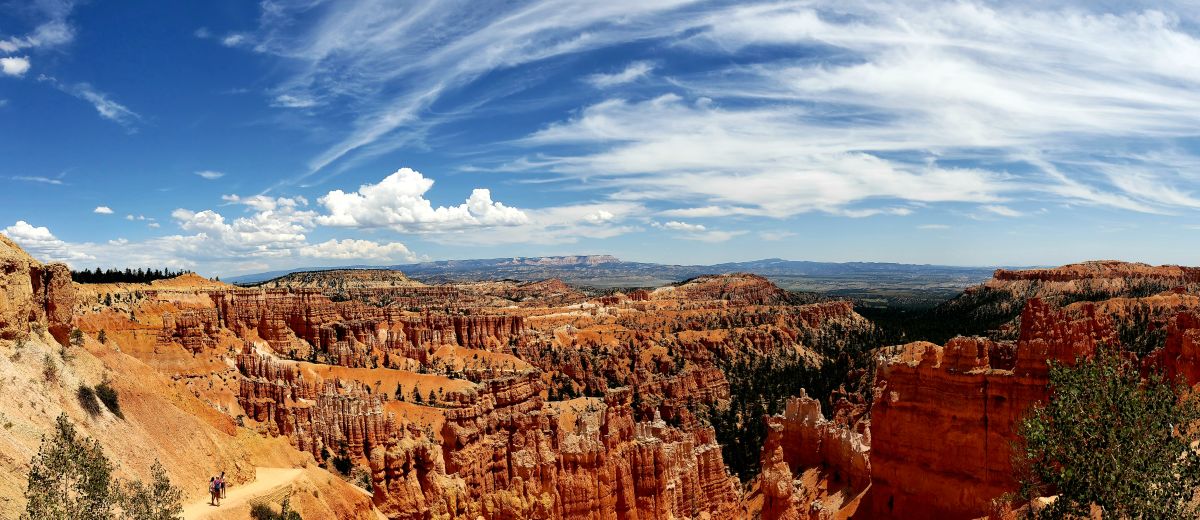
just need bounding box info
[3,0,1200,276]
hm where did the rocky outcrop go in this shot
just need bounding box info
[759,391,871,520]
[863,300,1127,518]
[659,273,788,305]
[993,260,1200,283]
[0,234,76,343]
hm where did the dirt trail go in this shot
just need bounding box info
[182,467,303,519]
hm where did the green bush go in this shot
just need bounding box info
[119,460,183,520]
[250,499,302,520]
[1013,345,1200,518]
[77,385,101,416]
[42,354,57,383]
[95,381,124,419]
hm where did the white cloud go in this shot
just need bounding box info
[495,2,1200,221]
[981,205,1023,217]
[221,34,247,47]
[652,220,744,242]
[74,83,139,126]
[300,238,417,262]
[759,230,796,241]
[12,175,64,185]
[225,0,699,181]
[586,61,653,88]
[655,220,706,233]
[524,94,1007,218]
[195,170,225,180]
[0,56,31,77]
[173,195,317,256]
[39,76,141,128]
[317,168,528,232]
[426,201,641,246]
[583,210,615,224]
[3,220,95,264]
[918,224,951,230]
[0,9,74,54]
[93,206,113,214]
[272,94,318,108]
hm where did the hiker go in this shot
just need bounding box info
[209,476,221,506]
[219,471,227,499]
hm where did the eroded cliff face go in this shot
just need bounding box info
[0,235,75,343]
[758,391,870,520]
[235,345,744,519]
[861,264,1200,519]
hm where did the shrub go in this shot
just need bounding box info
[250,504,276,520]
[332,452,353,476]
[70,328,84,347]
[98,330,107,345]
[1013,345,1200,518]
[42,355,57,383]
[250,499,302,520]
[119,460,183,520]
[95,381,124,419]
[77,386,101,416]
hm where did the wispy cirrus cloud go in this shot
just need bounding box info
[586,61,654,88]
[12,175,65,185]
[652,220,743,242]
[506,2,1200,219]
[38,75,140,129]
[219,0,701,182]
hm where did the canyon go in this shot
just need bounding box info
[2,231,1198,519]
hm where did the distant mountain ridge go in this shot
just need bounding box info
[227,256,1005,306]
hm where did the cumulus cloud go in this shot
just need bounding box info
[425,201,641,246]
[93,206,113,214]
[586,61,653,88]
[3,220,95,264]
[300,238,417,262]
[317,168,528,232]
[173,195,317,256]
[0,56,30,77]
[655,220,706,233]
[195,170,225,180]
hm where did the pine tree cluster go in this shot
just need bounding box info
[71,268,193,284]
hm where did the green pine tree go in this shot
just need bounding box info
[118,460,183,520]
[23,414,116,520]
